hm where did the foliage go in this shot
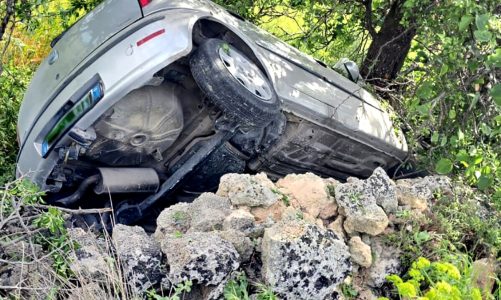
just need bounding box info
[0,65,32,185]
[224,272,250,300]
[147,281,193,300]
[395,1,500,199]
[432,189,500,258]
[339,283,359,299]
[33,206,74,276]
[384,256,488,300]
[1,178,73,277]
[272,188,290,206]
[223,272,278,300]
[384,210,434,269]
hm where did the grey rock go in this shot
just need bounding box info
[471,258,497,295]
[189,193,232,232]
[327,216,346,240]
[160,232,240,286]
[0,243,55,299]
[113,224,164,294]
[348,236,372,268]
[335,181,389,236]
[364,237,401,288]
[67,228,110,282]
[395,182,428,211]
[217,173,278,207]
[365,167,397,213]
[216,230,254,262]
[395,175,453,210]
[261,218,351,300]
[154,202,192,240]
[223,209,256,235]
[420,175,452,195]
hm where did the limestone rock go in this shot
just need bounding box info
[348,236,372,268]
[395,182,428,212]
[253,172,277,190]
[365,167,398,213]
[0,242,55,299]
[223,209,256,235]
[395,175,453,210]
[154,202,192,240]
[160,232,239,286]
[261,217,351,300]
[250,201,287,223]
[113,224,164,294]
[363,237,401,288]
[420,175,453,195]
[276,173,337,219]
[216,230,254,262]
[217,173,278,207]
[189,193,232,232]
[336,181,389,236]
[67,228,110,282]
[328,216,346,240]
[471,258,497,296]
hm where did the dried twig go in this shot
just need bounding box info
[32,204,113,215]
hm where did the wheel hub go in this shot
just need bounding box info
[218,46,273,101]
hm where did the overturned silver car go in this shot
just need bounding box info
[16,0,407,223]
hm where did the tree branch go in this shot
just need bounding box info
[359,0,377,37]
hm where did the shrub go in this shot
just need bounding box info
[383,256,494,300]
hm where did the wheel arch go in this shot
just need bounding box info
[190,18,271,80]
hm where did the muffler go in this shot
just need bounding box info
[54,168,159,206]
[93,168,159,194]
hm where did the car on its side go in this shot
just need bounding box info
[16,0,407,223]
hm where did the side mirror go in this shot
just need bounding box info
[334,58,360,83]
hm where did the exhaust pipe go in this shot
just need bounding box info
[94,168,159,194]
[54,168,159,206]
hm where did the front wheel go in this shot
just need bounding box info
[190,39,280,126]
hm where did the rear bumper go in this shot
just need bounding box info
[17,9,205,189]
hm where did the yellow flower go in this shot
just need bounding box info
[409,268,424,281]
[397,282,417,298]
[432,262,461,280]
[414,257,431,270]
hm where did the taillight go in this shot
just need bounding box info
[139,0,151,7]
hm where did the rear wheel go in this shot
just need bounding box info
[190,39,280,126]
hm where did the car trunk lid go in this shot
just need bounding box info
[18,0,142,142]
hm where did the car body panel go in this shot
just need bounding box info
[17,0,407,190]
[18,0,142,143]
[17,10,203,188]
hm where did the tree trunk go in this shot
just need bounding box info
[0,0,15,75]
[361,0,417,86]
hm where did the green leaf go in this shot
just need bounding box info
[477,175,492,191]
[431,132,439,144]
[439,64,449,76]
[486,48,501,67]
[474,30,492,42]
[490,84,501,106]
[417,103,430,116]
[457,129,465,141]
[417,82,433,99]
[475,14,490,30]
[448,109,456,119]
[459,15,473,31]
[436,158,453,174]
[440,136,447,146]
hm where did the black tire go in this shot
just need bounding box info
[190,39,280,126]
